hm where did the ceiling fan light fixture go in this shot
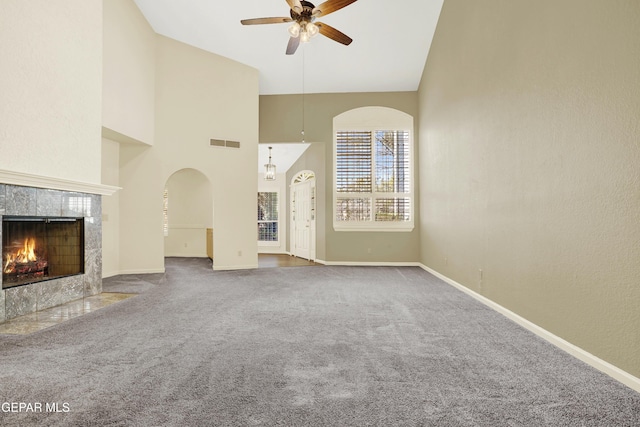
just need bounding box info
[300,29,310,43]
[241,0,358,55]
[307,22,319,37]
[288,21,301,37]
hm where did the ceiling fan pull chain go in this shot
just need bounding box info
[302,46,306,143]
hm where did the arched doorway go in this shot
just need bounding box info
[163,168,213,262]
[290,170,316,261]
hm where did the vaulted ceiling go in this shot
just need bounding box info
[134,0,444,95]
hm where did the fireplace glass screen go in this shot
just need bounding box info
[2,216,84,289]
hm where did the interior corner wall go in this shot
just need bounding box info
[0,0,102,184]
[102,0,155,145]
[117,35,259,274]
[260,92,420,263]
[418,0,640,377]
[101,138,120,278]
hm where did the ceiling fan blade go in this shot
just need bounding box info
[316,22,353,45]
[312,0,357,17]
[285,0,303,14]
[240,17,292,25]
[286,36,301,55]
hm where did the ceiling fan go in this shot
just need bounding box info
[241,0,357,55]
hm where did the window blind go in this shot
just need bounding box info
[336,131,372,193]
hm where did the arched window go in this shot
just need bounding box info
[333,107,414,231]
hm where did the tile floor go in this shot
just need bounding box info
[0,292,136,335]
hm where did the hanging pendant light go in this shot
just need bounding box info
[264,146,276,180]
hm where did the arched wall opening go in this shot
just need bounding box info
[163,168,213,260]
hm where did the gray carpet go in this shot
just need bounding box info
[0,257,638,426]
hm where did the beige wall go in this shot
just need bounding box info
[419,0,640,377]
[0,0,102,183]
[102,0,155,145]
[117,35,259,273]
[260,92,420,263]
[101,0,156,277]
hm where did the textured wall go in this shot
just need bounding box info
[418,0,640,377]
[102,0,155,145]
[0,0,102,184]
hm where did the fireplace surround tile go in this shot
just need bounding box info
[37,275,84,311]
[0,289,5,322]
[1,183,103,323]
[0,184,5,214]
[62,192,94,218]
[6,285,38,319]
[84,248,102,296]
[85,216,102,253]
[5,185,37,216]
[0,215,2,289]
[36,188,64,217]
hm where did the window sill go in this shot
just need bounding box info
[333,223,414,232]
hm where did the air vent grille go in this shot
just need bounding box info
[210,139,240,148]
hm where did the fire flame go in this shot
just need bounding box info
[3,238,38,273]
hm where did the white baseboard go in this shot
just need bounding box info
[317,260,422,267]
[164,253,208,258]
[419,263,640,394]
[101,270,119,279]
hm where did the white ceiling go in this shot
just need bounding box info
[133,0,444,95]
[258,143,310,174]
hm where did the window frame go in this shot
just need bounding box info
[162,188,169,237]
[333,124,414,232]
[257,191,280,245]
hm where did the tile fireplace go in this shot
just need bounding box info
[0,183,102,322]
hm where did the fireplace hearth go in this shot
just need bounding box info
[2,216,84,289]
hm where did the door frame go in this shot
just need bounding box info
[290,170,316,261]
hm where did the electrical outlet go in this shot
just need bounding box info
[238,250,242,257]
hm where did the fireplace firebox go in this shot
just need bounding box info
[2,216,84,289]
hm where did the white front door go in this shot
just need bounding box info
[291,172,315,261]
[293,180,311,259]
